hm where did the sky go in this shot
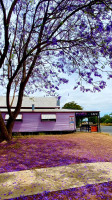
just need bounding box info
[0,73,112,117]
[58,77,112,118]
[26,73,112,118]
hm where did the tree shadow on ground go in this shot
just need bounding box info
[0,137,111,174]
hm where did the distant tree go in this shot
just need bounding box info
[101,114,112,123]
[100,114,112,123]
[62,101,83,110]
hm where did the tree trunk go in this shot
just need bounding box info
[6,117,15,141]
[0,112,11,142]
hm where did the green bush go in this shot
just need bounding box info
[100,114,112,123]
[38,132,46,135]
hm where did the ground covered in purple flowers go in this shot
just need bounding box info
[0,132,112,199]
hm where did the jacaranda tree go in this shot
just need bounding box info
[0,0,112,142]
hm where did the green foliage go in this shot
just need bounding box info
[62,101,83,110]
[38,132,46,135]
[89,116,97,124]
[100,114,112,123]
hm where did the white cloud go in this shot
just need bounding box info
[0,72,112,117]
[58,76,112,117]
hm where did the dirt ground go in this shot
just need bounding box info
[0,132,112,199]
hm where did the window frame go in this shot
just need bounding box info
[5,114,23,121]
[41,114,56,121]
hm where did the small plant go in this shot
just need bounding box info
[13,133,23,139]
[38,132,46,135]
[16,132,22,136]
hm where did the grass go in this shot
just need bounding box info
[101,123,112,126]
[0,132,112,199]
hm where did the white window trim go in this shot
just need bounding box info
[41,114,56,120]
[5,114,23,121]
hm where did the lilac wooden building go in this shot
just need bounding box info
[0,96,100,133]
[0,96,76,133]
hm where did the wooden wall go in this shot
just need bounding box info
[1,112,76,132]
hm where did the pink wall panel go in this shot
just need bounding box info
[12,112,76,132]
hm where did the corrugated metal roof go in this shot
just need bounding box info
[0,96,59,108]
[0,108,100,113]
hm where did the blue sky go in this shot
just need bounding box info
[57,74,112,117]
[0,73,112,118]
[28,74,112,118]
[58,81,112,118]
[30,57,112,118]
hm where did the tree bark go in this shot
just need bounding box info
[6,117,15,141]
[0,112,11,142]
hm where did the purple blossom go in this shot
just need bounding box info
[73,86,78,90]
[97,23,104,32]
[59,78,68,83]
[55,86,59,90]
[47,38,50,44]
[50,70,53,74]
[80,86,85,92]
[99,81,106,89]
[39,6,44,10]
[50,7,54,10]
[110,62,112,68]
[59,51,64,55]
[88,78,93,84]
[100,47,105,54]
[80,72,85,77]
[86,72,91,77]
[93,86,100,92]
[106,25,111,32]
[70,69,76,73]
[67,6,73,11]
[91,40,96,46]
[108,46,112,52]
[52,37,57,45]
[91,67,97,72]
[46,51,49,55]
[105,37,112,44]
[86,89,91,92]
[108,74,112,78]
[69,56,71,60]
[58,64,63,69]
[94,72,102,78]
[44,26,48,30]
[58,96,61,100]
[87,35,91,40]
[76,50,79,54]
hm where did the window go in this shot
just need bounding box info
[5,114,23,121]
[41,114,56,121]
